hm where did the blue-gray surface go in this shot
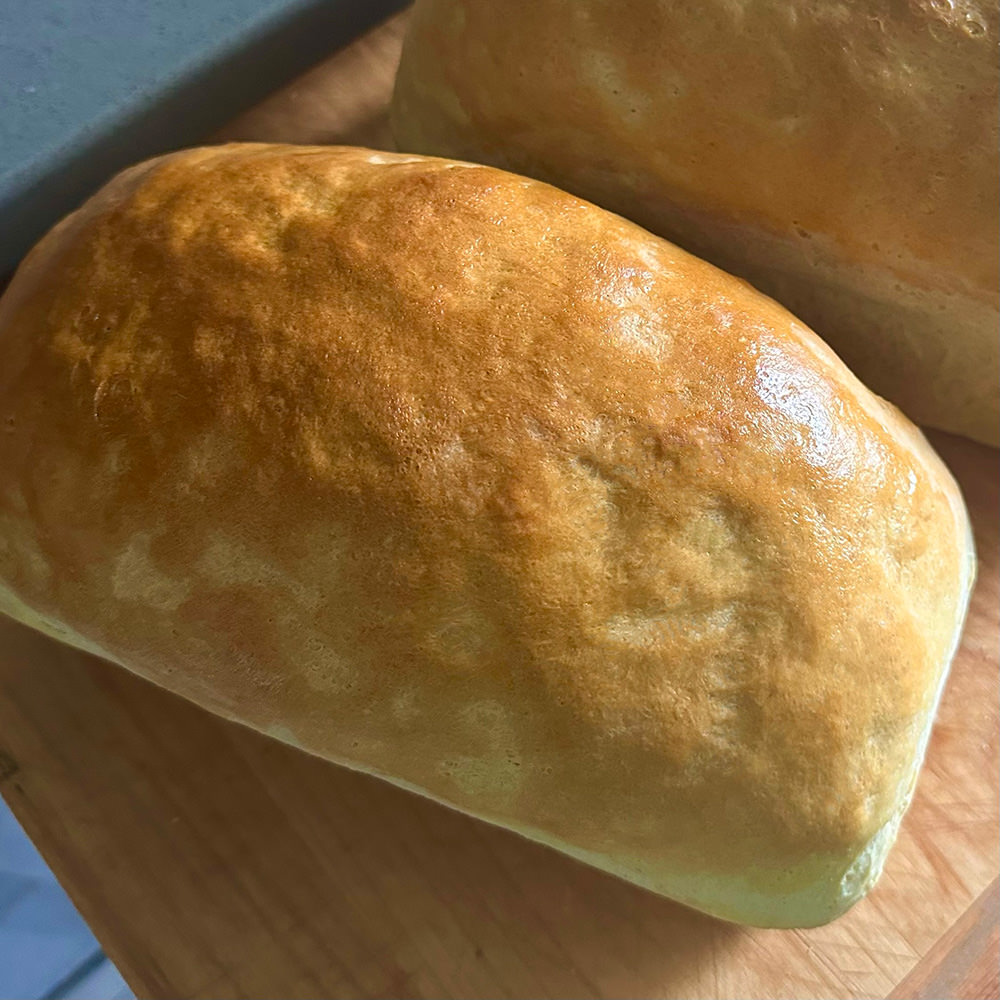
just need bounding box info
[0,0,406,275]
[0,800,131,999]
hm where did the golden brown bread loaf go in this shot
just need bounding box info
[0,144,975,927]
[391,0,1000,445]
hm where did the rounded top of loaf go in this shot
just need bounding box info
[0,144,974,926]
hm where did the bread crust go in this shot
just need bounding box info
[0,144,975,926]
[391,0,1000,444]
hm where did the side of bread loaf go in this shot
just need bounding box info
[391,0,1000,445]
[0,144,974,926]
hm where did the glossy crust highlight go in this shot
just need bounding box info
[392,0,1000,444]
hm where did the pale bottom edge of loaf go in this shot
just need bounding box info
[4,576,964,929]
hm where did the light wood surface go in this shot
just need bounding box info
[1,11,997,999]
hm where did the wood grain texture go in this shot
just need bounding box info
[213,9,403,149]
[1,11,997,999]
[888,879,1000,1000]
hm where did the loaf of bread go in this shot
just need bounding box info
[0,144,974,927]
[391,0,1000,445]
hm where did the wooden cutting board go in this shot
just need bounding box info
[0,12,997,999]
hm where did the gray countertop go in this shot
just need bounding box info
[0,0,406,276]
